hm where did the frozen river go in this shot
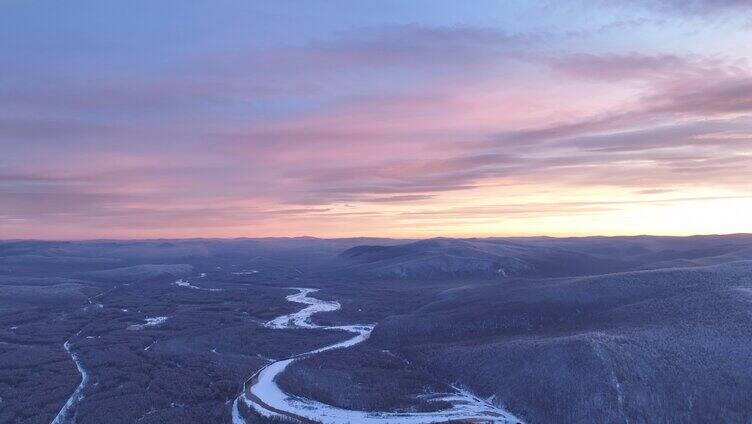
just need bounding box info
[233,288,521,423]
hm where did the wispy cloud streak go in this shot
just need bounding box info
[1,2,752,238]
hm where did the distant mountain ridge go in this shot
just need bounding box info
[338,237,608,278]
[340,239,532,278]
[337,235,752,279]
[1,234,751,279]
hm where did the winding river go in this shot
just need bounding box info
[51,332,88,424]
[51,285,120,424]
[233,288,521,424]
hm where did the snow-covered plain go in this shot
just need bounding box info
[234,288,522,424]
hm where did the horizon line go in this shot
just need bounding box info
[2,232,751,243]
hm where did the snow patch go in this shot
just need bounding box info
[173,278,223,292]
[128,316,168,330]
[232,270,259,275]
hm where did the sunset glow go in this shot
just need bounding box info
[2,1,752,239]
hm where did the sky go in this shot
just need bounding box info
[2,0,752,239]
